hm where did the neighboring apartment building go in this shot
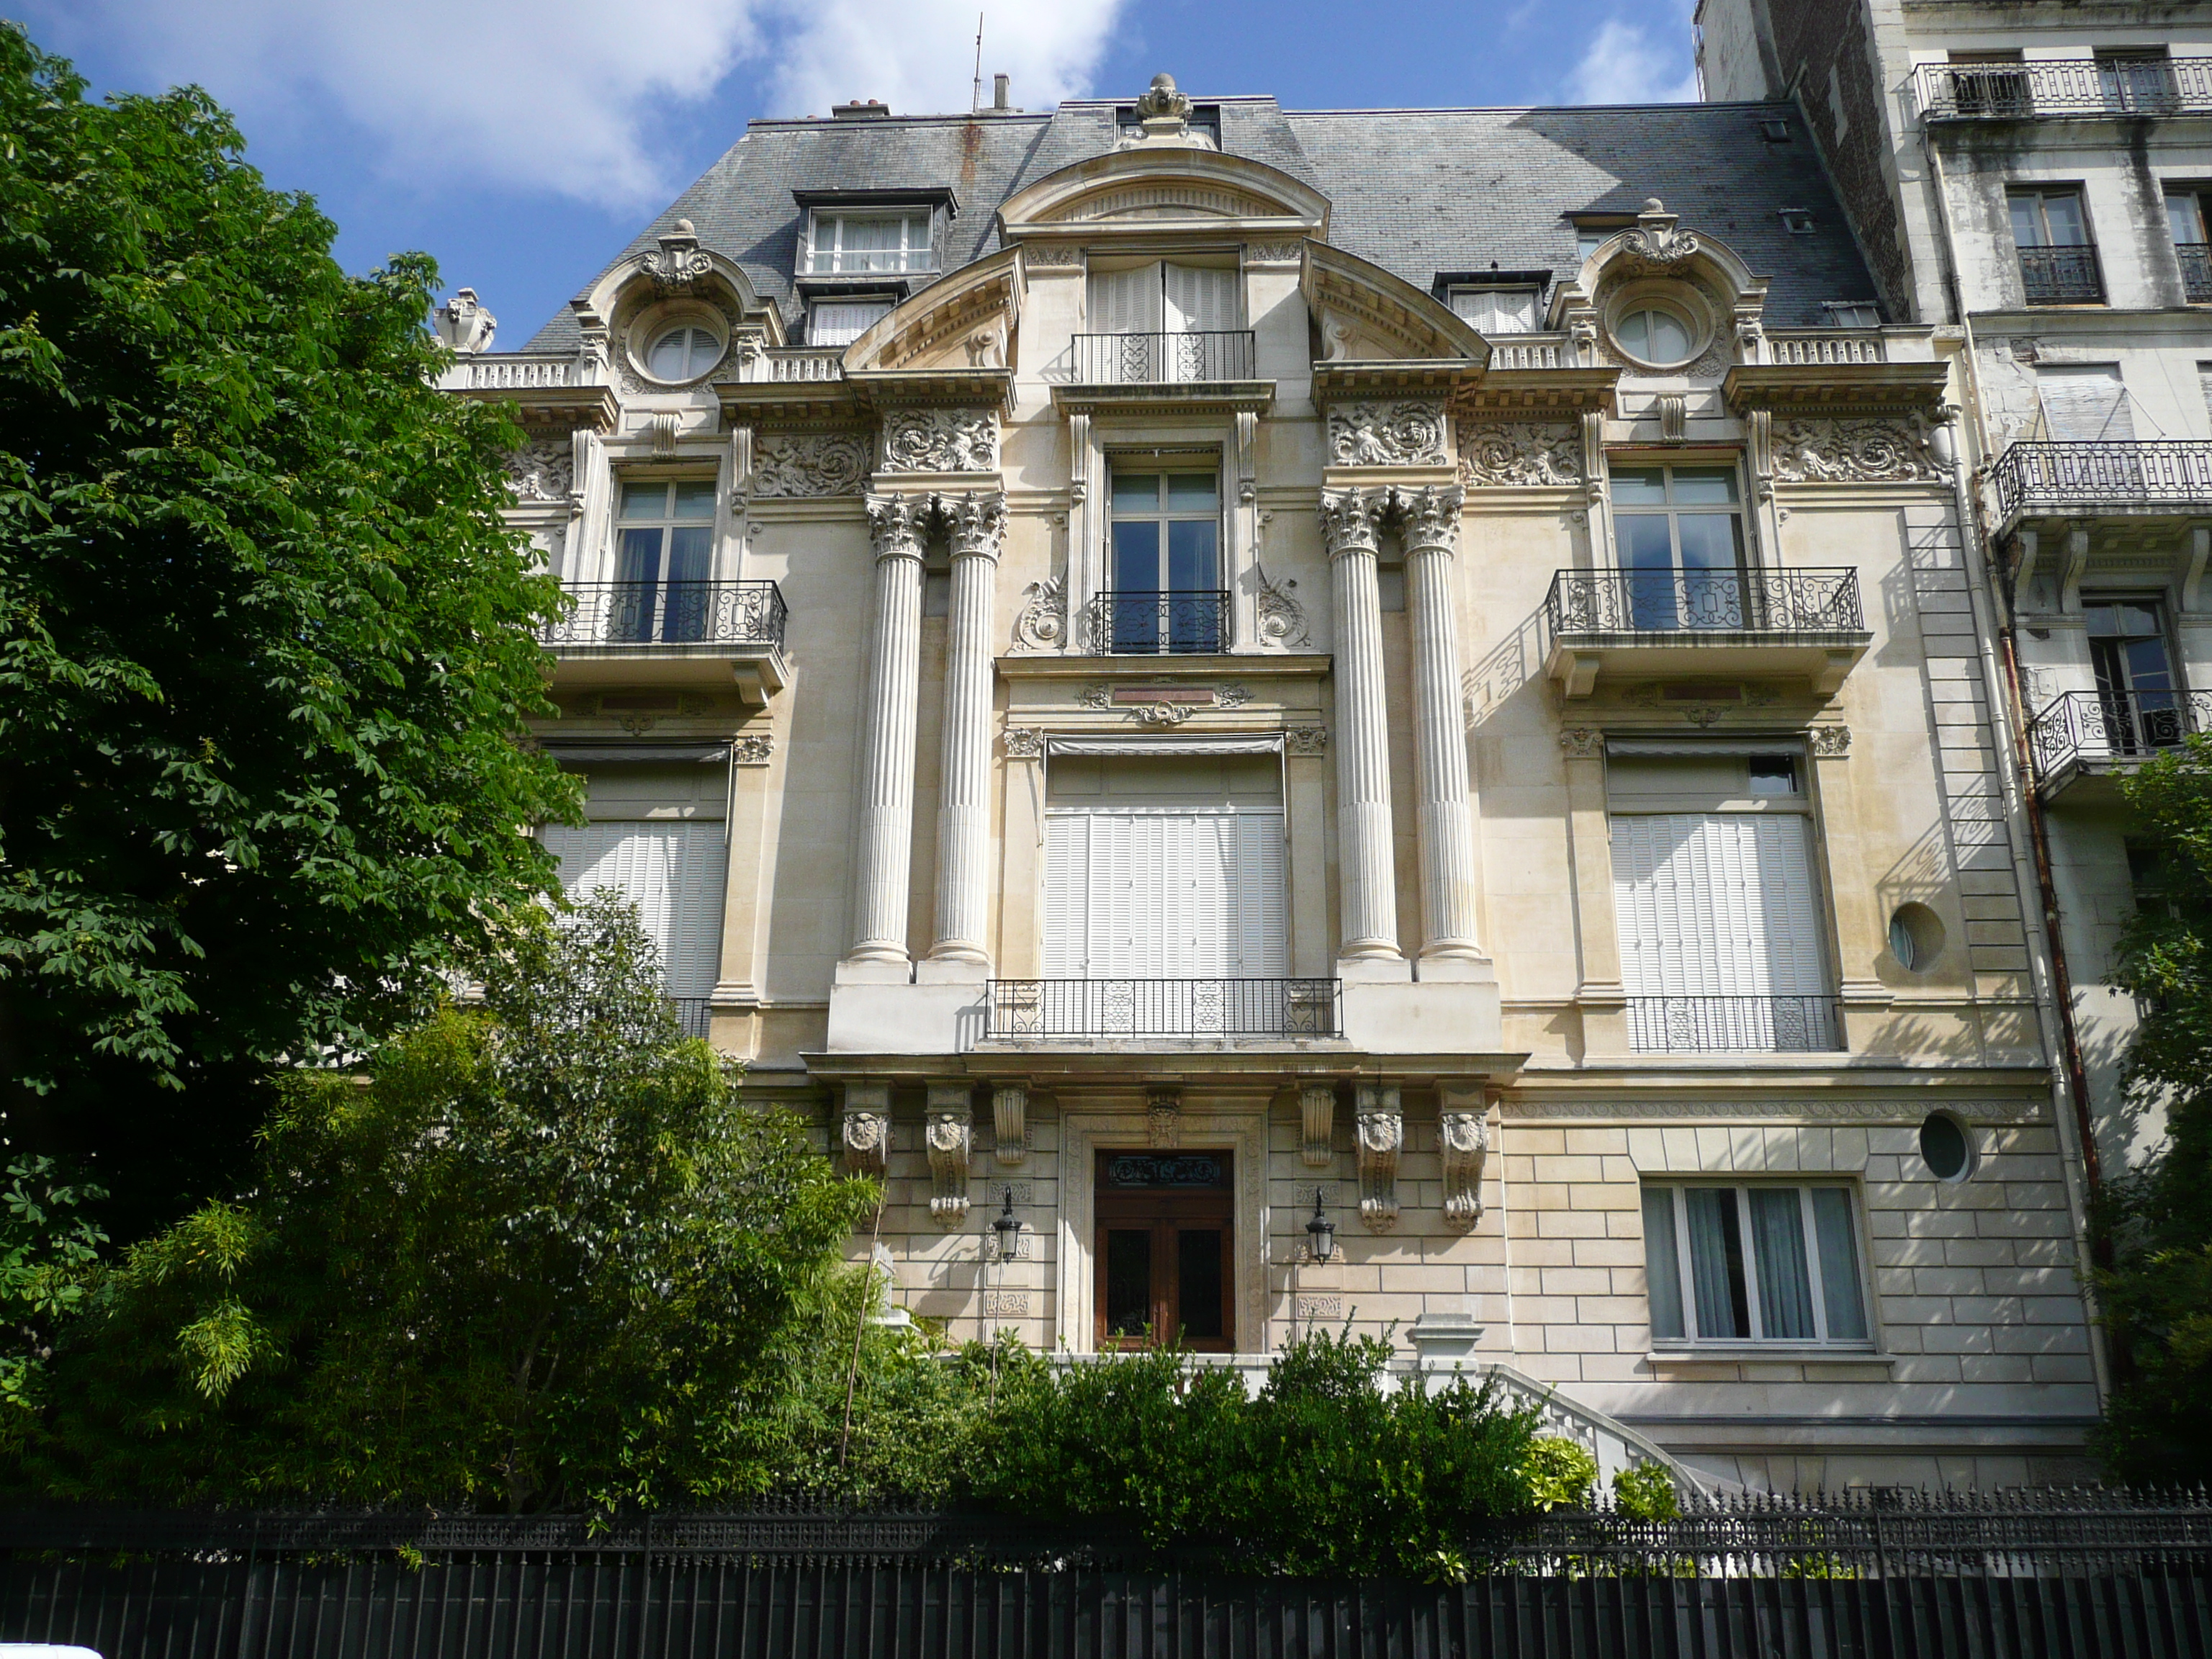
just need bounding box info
[436,73,2103,1491]
[1696,0,2212,1184]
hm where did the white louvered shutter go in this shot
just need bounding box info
[1088,264,1163,333]
[666,824,727,1000]
[1231,813,1289,976]
[1043,815,1088,976]
[2038,365,2136,441]
[1164,264,1237,333]
[1612,814,1825,999]
[540,821,724,997]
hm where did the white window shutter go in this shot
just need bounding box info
[1614,813,1827,1001]
[1232,813,1289,976]
[1164,264,1237,333]
[667,824,727,1000]
[1043,816,1087,976]
[2038,365,2136,441]
[1088,264,1163,333]
[810,300,891,347]
[541,822,722,997]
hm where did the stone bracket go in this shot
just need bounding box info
[1148,1089,1182,1148]
[1300,1082,1336,1169]
[926,1082,973,1226]
[840,1080,891,1178]
[1355,1084,1402,1232]
[992,1083,1029,1166]
[1439,1087,1488,1231]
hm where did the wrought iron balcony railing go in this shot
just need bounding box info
[1990,441,2212,520]
[1915,57,2212,122]
[2017,246,2105,305]
[1071,331,1257,385]
[1627,995,1843,1054]
[1545,569,1863,639]
[1083,590,1231,655]
[985,979,1343,1040]
[670,997,713,1040]
[539,581,788,649]
[2179,243,2212,303]
[2028,688,2212,780]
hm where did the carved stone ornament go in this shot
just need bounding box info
[503,443,572,504]
[1558,727,1605,760]
[880,408,1001,475]
[1457,421,1583,487]
[732,733,775,765]
[640,217,714,289]
[1076,685,1112,710]
[940,490,1008,559]
[1319,488,1383,557]
[1326,400,1449,467]
[752,431,871,498]
[1620,198,1700,268]
[1255,575,1310,647]
[1246,240,1305,264]
[1439,1103,1487,1232]
[1355,1085,1403,1233]
[1134,71,1194,123]
[1300,1083,1336,1169]
[1215,683,1253,709]
[1024,244,1085,269]
[992,1084,1029,1167]
[1286,726,1329,757]
[1148,1090,1182,1148]
[926,1085,973,1226]
[1011,577,1067,651]
[1003,726,1046,760]
[1771,417,1951,485]
[1808,725,1852,757]
[841,1087,891,1177]
[1131,701,1193,727]
[433,287,496,355]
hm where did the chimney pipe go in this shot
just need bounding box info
[993,73,1010,110]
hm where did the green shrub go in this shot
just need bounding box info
[1611,1462,1680,1521]
[1519,1435,1598,1512]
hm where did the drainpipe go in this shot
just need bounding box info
[1923,133,2113,1401]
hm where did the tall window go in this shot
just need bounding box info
[1084,263,1246,382]
[2097,48,2177,112]
[1107,468,1223,652]
[1449,286,1542,335]
[1643,1184,1869,1346]
[614,480,716,642]
[1612,463,1745,630]
[2167,189,2212,302]
[541,810,729,1021]
[2009,188,2103,304]
[806,209,933,275]
[1944,49,2026,117]
[2088,597,2185,753]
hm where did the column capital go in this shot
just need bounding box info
[940,489,1008,561]
[865,493,932,562]
[1391,483,1465,554]
[1319,486,1384,559]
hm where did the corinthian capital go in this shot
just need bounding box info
[940,490,1007,561]
[1393,484,1465,554]
[1319,487,1383,559]
[864,493,932,561]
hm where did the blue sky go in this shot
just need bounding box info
[21,0,1701,347]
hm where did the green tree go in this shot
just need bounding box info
[0,1157,107,1417]
[2093,729,2212,1480]
[0,25,578,1234]
[12,895,874,1510]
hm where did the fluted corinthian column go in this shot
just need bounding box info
[1320,488,1401,962]
[928,491,1007,968]
[846,494,929,966]
[1397,485,1483,963]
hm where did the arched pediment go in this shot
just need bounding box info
[1550,199,1767,323]
[585,220,783,341]
[997,148,1329,240]
[1304,242,1491,367]
[845,248,1020,374]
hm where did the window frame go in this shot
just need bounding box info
[1104,458,1228,653]
[2008,185,2095,251]
[804,207,938,276]
[1606,459,1750,616]
[1642,1181,1874,1351]
[612,477,720,641]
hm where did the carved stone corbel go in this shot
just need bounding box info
[992,1084,1028,1166]
[1354,1084,1402,1232]
[925,1083,973,1225]
[2010,528,2040,613]
[1148,1089,1182,1148]
[2182,524,2211,614]
[841,1081,892,1177]
[1300,1083,1336,1169]
[2062,521,2092,613]
[1439,1087,1488,1231]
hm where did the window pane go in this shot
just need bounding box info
[1105,1230,1153,1339]
[1676,513,1743,573]
[685,328,720,376]
[1683,1187,1749,1339]
[666,525,712,584]
[648,331,689,378]
[1113,521,1164,591]
[2010,194,2044,250]
[1811,1189,1867,1341]
[1612,467,1668,507]
[2043,193,2087,247]
[672,482,718,521]
[1671,467,1739,505]
[1747,755,1799,796]
[1167,520,1219,591]
[1643,1189,1686,1340]
[1749,1188,1816,1340]
[1618,514,1674,570]
[811,299,891,346]
[620,483,669,519]
[1177,1229,1224,1341]
[1166,472,1219,510]
[1112,472,1162,508]
[1648,310,1691,360]
[615,526,662,584]
[2170,194,2207,246]
[1618,310,1650,357]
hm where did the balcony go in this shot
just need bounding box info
[1542,569,1871,698]
[1071,331,1257,386]
[1084,590,1231,655]
[2028,688,2211,801]
[670,997,713,1040]
[539,580,789,701]
[2017,246,2105,305]
[984,979,1344,1042]
[1990,441,2212,538]
[1627,995,1843,1055]
[2180,243,2212,304]
[1915,57,2212,123]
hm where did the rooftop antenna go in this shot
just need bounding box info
[971,13,984,112]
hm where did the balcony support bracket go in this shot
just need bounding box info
[926,1082,974,1226]
[1355,1084,1402,1233]
[1300,1083,1336,1169]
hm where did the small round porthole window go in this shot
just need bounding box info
[1918,1112,1974,1183]
[644,323,723,382]
[1888,903,1946,973]
[1614,305,1695,367]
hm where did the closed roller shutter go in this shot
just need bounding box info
[1612,813,1824,999]
[539,821,727,1000]
[1044,806,1286,979]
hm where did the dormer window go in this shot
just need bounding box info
[1447,285,1542,336]
[1823,302,1881,328]
[1575,217,1634,260]
[806,208,935,276]
[809,297,894,346]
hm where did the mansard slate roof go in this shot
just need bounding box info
[516,94,1877,352]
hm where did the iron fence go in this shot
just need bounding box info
[1071,330,1257,385]
[2018,245,2107,305]
[2180,243,2212,304]
[1915,55,2212,121]
[1545,569,1863,639]
[1627,995,1844,1054]
[1082,590,1231,654]
[2029,688,2212,780]
[985,978,1343,1040]
[539,582,787,650]
[1991,441,2212,519]
[4,1493,2211,1658]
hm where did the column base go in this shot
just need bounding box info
[1336,954,1413,984]
[1414,951,1495,984]
[835,955,913,986]
[917,953,991,984]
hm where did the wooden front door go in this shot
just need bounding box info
[1094,1149,1233,1352]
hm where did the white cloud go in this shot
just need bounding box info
[32,0,1123,211]
[1570,14,1700,105]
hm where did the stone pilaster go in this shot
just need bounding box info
[1397,485,1484,966]
[845,495,930,969]
[1320,488,1401,964]
[926,491,1007,971]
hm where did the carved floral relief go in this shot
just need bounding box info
[879,408,1000,474]
[751,431,870,498]
[503,444,574,504]
[1457,422,1582,487]
[1326,400,1448,467]
[1771,417,1951,485]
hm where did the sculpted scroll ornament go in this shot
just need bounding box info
[1771,418,1949,485]
[926,1092,973,1225]
[1808,725,1852,757]
[503,444,573,504]
[841,1105,890,1176]
[639,219,714,288]
[1002,727,1046,760]
[1255,575,1310,647]
[1011,577,1066,651]
[1439,1110,1487,1231]
[881,408,1000,474]
[753,432,870,498]
[1355,1086,1402,1233]
[1458,422,1583,487]
[1285,727,1328,757]
[1326,400,1449,467]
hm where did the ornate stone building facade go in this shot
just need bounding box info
[440,75,2100,1491]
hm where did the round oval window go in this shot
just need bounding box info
[647,324,721,381]
[1615,307,1694,365]
[1919,1112,1972,1182]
